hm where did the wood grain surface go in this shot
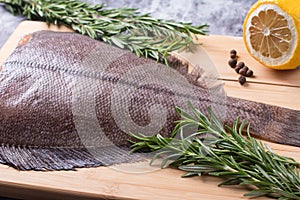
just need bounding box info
[0,21,299,200]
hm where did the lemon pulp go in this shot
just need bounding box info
[243,0,300,70]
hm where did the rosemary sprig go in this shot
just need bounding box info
[130,103,300,199]
[0,0,208,62]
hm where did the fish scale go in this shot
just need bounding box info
[0,30,298,171]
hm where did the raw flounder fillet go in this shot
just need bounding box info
[0,31,298,171]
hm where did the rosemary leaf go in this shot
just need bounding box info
[0,0,208,62]
[130,103,300,200]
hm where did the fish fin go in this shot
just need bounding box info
[167,55,208,89]
[167,55,190,76]
[0,145,144,171]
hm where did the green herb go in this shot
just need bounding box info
[130,103,300,199]
[0,0,208,63]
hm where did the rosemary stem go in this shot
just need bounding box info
[0,0,208,62]
[130,105,300,199]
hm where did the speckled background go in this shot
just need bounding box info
[0,1,257,199]
[0,0,257,49]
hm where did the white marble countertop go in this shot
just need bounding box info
[0,0,256,49]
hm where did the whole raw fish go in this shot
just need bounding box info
[0,31,298,170]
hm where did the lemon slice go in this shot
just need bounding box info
[243,0,300,70]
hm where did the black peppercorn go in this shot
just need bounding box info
[230,49,237,59]
[234,62,244,73]
[228,59,237,68]
[239,66,249,76]
[230,49,237,55]
[230,54,236,59]
[238,75,246,85]
[245,69,254,77]
[227,50,254,84]
[237,62,245,69]
[234,66,241,73]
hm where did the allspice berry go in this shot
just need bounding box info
[235,66,241,73]
[228,59,237,68]
[235,62,244,73]
[230,54,237,59]
[226,50,254,85]
[239,66,249,76]
[245,69,254,77]
[237,62,245,69]
[230,49,237,55]
[230,50,237,59]
[238,75,246,85]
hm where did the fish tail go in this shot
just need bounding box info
[226,97,300,147]
[264,106,300,147]
[166,55,300,147]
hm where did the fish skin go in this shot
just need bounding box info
[0,30,299,170]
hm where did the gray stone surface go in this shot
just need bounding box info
[100,0,256,35]
[0,6,24,48]
[0,0,256,49]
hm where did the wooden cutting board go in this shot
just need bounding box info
[0,21,299,200]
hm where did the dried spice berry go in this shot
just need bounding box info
[228,59,237,68]
[239,66,249,76]
[245,69,254,77]
[230,54,237,59]
[230,49,237,55]
[235,63,244,73]
[237,62,245,69]
[239,75,246,85]
[235,66,241,73]
[230,50,237,59]
[227,50,254,84]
